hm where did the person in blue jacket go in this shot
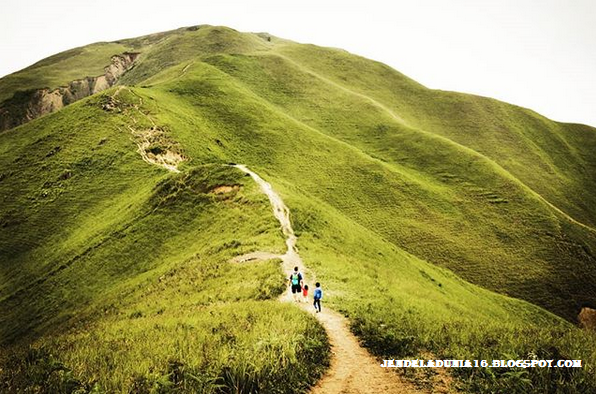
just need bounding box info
[313,282,323,313]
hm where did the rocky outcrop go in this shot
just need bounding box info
[0,52,139,132]
[579,307,596,329]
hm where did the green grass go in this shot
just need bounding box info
[0,92,328,392]
[288,193,596,392]
[1,25,595,393]
[271,42,596,229]
[142,55,596,320]
[0,42,133,103]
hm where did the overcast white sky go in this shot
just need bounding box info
[1,0,595,126]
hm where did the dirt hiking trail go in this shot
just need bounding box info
[234,165,419,394]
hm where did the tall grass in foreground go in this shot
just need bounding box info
[350,302,596,393]
[1,302,328,393]
[1,258,330,394]
[0,163,330,393]
[287,192,596,393]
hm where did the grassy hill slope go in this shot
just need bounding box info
[0,91,328,392]
[0,42,131,103]
[145,49,596,320]
[272,43,596,229]
[1,26,595,392]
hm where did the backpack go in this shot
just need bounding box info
[291,273,300,286]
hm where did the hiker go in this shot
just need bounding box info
[313,282,323,313]
[289,266,303,302]
[302,284,309,303]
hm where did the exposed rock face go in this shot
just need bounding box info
[0,52,139,132]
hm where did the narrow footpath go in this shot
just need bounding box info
[234,165,418,394]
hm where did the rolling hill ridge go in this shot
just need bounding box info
[1,25,595,393]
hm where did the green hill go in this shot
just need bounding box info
[1,25,595,393]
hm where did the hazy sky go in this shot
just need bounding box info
[1,0,595,126]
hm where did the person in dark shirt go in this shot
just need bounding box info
[289,266,303,302]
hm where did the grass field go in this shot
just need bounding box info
[1,25,595,393]
[0,42,133,103]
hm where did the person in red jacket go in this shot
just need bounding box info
[302,284,309,303]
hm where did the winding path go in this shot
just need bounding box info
[234,165,418,394]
